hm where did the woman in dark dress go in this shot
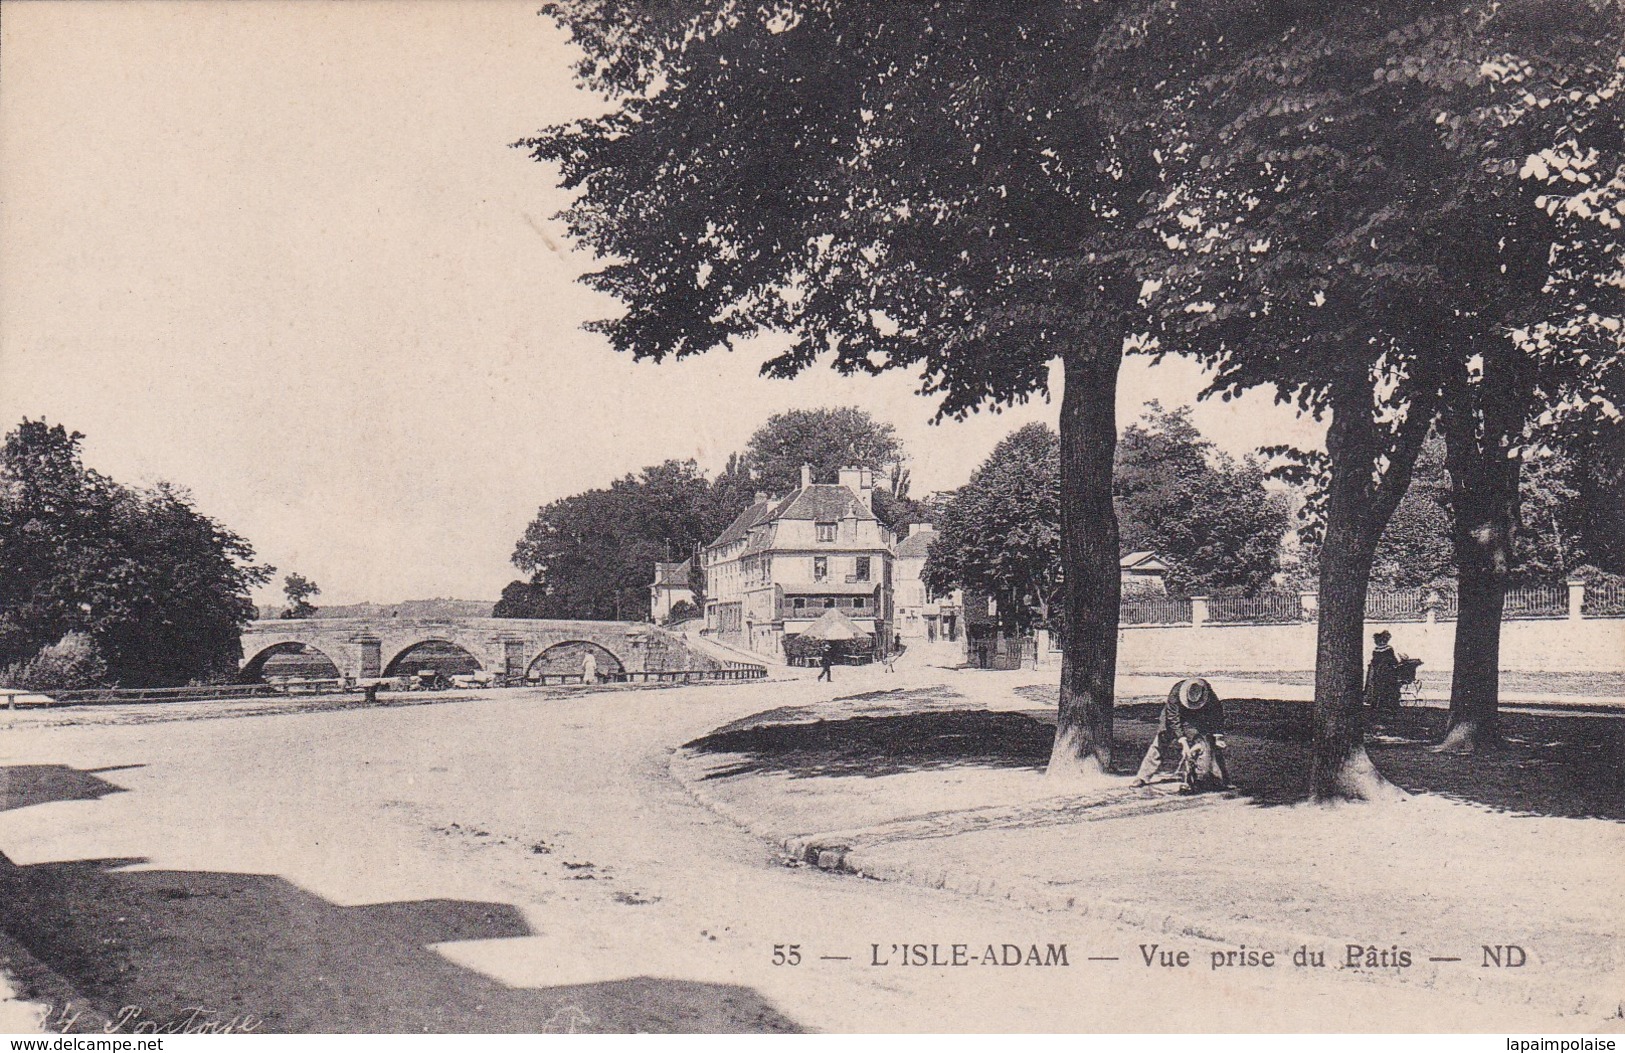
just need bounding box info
[1364,630,1402,722]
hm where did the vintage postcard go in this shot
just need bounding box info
[0,0,1620,1039]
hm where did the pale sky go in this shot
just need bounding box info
[0,1,1322,607]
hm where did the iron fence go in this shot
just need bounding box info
[44,682,291,704]
[1120,596,1193,625]
[1205,592,1303,624]
[609,667,767,683]
[1582,579,1625,617]
[1364,589,1427,621]
[1112,580,1596,625]
[1503,582,1568,618]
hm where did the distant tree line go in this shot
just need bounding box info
[507,401,1301,629]
[0,420,273,689]
[1264,424,1625,594]
[925,408,1623,644]
[923,406,1293,637]
[496,408,930,621]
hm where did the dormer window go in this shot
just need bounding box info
[816,522,837,543]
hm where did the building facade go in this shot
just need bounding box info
[893,522,961,643]
[703,465,895,660]
[649,559,696,623]
[1119,551,1171,594]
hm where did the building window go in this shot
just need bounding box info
[853,596,867,609]
[825,597,837,608]
[816,522,837,543]
[853,556,871,582]
[814,556,828,581]
[793,597,806,610]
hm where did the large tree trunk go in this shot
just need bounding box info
[1437,365,1523,754]
[1309,381,1432,802]
[1439,556,1509,752]
[1047,349,1122,783]
[1311,437,1400,800]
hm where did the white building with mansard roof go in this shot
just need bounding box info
[702,464,895,660]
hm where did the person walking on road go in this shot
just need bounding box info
[1131,677,1229,793]
[816,645,834,682]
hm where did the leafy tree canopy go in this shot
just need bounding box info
[525,1,1182,776]
[0,632,106,692]
[504,407,939,621]
[507,459,732,620]
[741,407,929,527]
[926,409,1294,619]
[1291,426,1620,586]
[1519,419,1625,577]
[0,420,272,687]
[742,408,901,495]
[1137,0,1623,790]
[924,423,1062,635]
[526,2,1164,416]
[1370,436,1456,589]
[280,572,321,619]
[526,0,1622,788]
[1115,403,1291,595]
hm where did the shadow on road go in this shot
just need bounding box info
[0,765,139,812]
[688,702,1625,821]
[0,853,799,1033]
[1127,699,1625,820]
[688,709,1053,780]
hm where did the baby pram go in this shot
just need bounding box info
[1396,657,1424,705]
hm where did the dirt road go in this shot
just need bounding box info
[0,673,1603,1032]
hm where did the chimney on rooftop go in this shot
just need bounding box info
[800,463,813,489]
[838,466,874,510]
[754,491,769,504]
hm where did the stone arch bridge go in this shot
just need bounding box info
[239,617,727,682]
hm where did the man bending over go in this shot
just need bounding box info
[1131,677,1229,794]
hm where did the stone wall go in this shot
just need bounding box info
[1106,615,1625,675]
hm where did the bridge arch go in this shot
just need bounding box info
[527,641,626,679]
[240,641,342,683]
[383,639,484,678]
[241,617,718,682]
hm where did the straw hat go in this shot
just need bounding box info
[1178,678,1211,710]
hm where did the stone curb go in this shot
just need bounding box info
[668,744,1617,1021]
